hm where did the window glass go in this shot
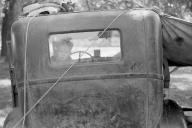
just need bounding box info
[49,30,121,65]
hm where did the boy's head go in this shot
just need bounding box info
[52,37,73,61]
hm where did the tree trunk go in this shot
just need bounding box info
[1,9,9,57]
[1,0,22,58]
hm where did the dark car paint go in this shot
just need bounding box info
[7,9,164,128]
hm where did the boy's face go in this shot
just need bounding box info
[53,39,73,61]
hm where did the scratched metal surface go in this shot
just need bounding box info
[22,78,161,128]
[6,9,163,128]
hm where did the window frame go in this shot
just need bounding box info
[47,28,123,68]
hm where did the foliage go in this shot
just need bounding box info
[71,0,192,19]
[148,0,192,18]
[73,0,142,11]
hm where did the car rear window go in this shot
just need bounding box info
[49,30,121,65]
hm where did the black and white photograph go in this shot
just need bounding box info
[0,0,192,128]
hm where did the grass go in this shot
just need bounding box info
[0,57,11,128]
[167,68,192,108]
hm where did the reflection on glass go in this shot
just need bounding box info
[49,30,121,65]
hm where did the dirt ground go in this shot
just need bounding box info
[0,58,11,128]
[0,58,192,127]
[168,67,192,107]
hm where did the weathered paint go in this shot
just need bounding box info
[25,79,162,128]
[6,9,163,128]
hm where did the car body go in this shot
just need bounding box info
[4,9,190,128]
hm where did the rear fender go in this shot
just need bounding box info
[160,99,187,128]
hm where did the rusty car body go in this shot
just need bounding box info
[4,8,192,128]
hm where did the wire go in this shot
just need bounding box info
[12,10,127,128]
[170,67,179,74]
[22,17,35,128]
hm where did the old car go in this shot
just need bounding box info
[3,8,192,128]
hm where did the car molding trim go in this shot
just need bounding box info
[17,73,163,87]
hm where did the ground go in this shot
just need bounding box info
[0,58,192,127]
[0,58,11,128]
[169,67,192,107]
